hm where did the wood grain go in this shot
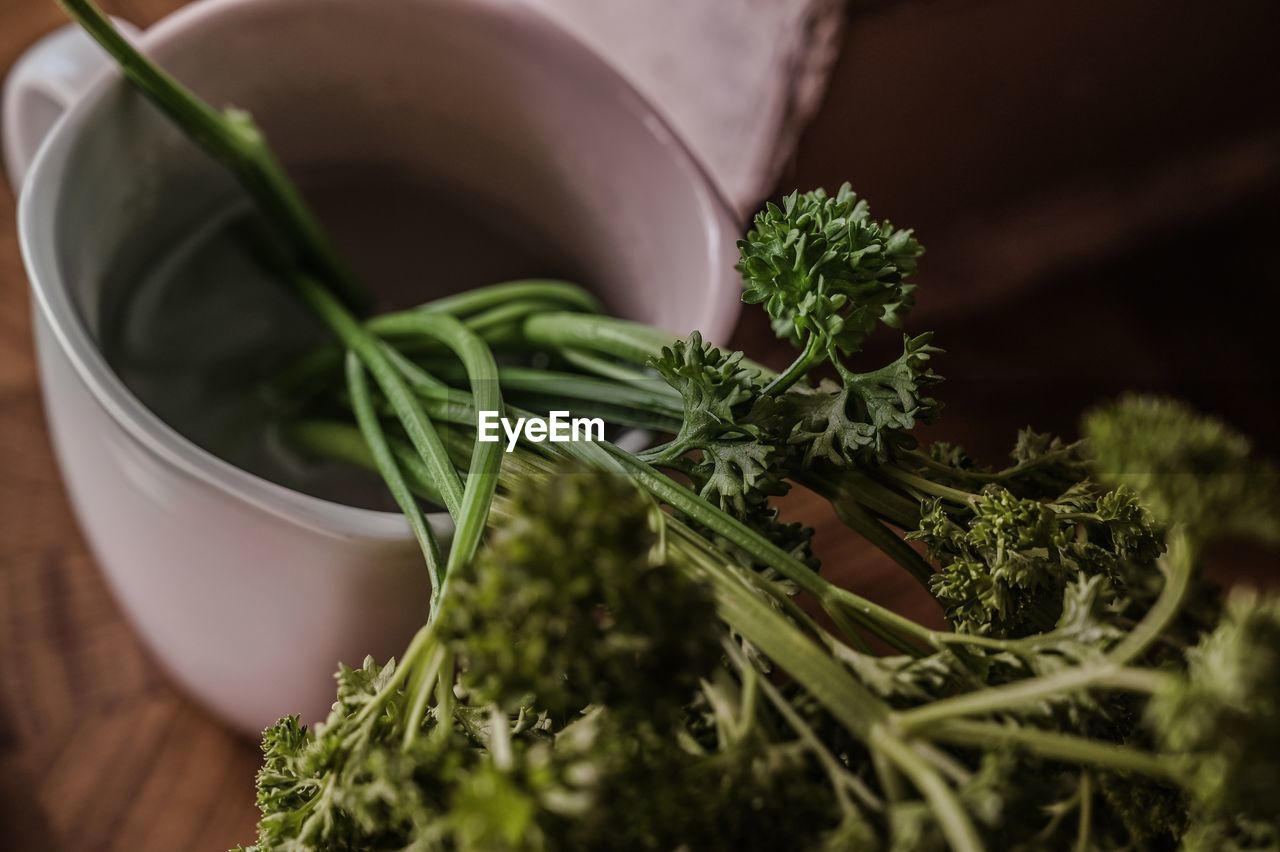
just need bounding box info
[1,3,262,849]
[1,1,1277,850]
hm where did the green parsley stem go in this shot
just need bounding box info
[879,465,975,505]
[905,449,1058,486]
[431,648,456,747]
[871,728,984,852]
[523,312,677,365]
[286,420,444,506]
[804,469,923,530]
[401,279,601,318]
[558,349,657,384]
[401,641,448,750]
[346,353,445,608]
[294,274,466,517]
[364,312,505,578]
[522,312,776,380]
[760,333,824,396]
[420,366,683,422]
[602,445,941,652]
[373,298,565,342]
[829,494,935,586]
[927,719,1177,781]
[1076,771,1093,852]
[871,746,907,805]
[733,641,883,812]
[276,293,586,395]
[1107,527,1195,665]
[57,0,368,311]
[891,665,1173,735]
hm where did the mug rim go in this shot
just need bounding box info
[18,0,741,539]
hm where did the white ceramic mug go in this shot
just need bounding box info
[5,0,740,734]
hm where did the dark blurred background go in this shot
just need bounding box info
[746,0,1280,462]
[2,0,1278,848]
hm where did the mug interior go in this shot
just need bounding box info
[33,0,739,517]
[55,0,738,335]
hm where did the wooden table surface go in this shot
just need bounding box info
[2,1,1277,850]
[1,5,264,848]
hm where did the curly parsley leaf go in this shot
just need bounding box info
[738,183,923,354]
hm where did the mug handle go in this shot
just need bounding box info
[2,18,140,191]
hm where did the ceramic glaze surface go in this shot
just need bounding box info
[7,0,740,732]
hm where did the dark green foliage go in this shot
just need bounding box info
[1148,591,1280,823]
[647,333,789,515]
[1084,395,1280,544]
[145,160,1268,849]
[749,506,821,573]
[1182,815,1280,852]
[1095,770,1188,849]
[1005,429,1092,498]
[840,647,965,706]
[237,471,733,851]
[441,469,721,719]
[241,658,466,851]
[886,752,1075,851]
[697,439,791,515]
[906,429,1090,500]
[737,183,922,353]
[838,333,943,439]
[916,487,1074,637]
[674,744,845,852]
[651,331,762,449]
[238,199,1275,852]
[911,441,1166,638]
[786,333,942,467]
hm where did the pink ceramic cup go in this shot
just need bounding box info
[4,0,740,734]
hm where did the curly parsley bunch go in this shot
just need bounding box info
[909,481,1165,638]
[441,468,721,719]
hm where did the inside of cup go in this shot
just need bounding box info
[44,0,736,508]
[54,0,733,339]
